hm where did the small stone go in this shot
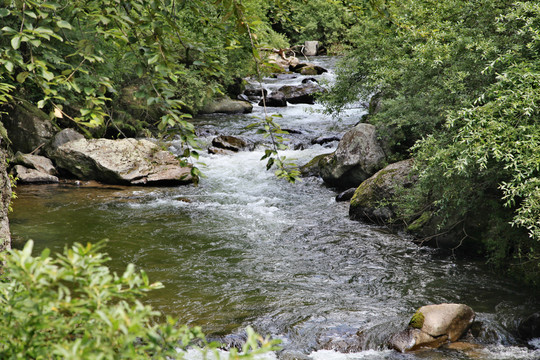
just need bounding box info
[13,152,57,175]
[211,135,249,152]
[335,188,356,202]
[13,165,59,184]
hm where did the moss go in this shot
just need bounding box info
[350,180,373,208]
[300,153,332,177]
[409,310,425,329]
[18,99,49,119]
[407,211,432,232]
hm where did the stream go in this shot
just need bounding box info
[9,57,540,360]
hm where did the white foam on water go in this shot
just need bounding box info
[529,338,540,349]
[181,348,278,360]
[477,344,540,359]
[308,349,394,360]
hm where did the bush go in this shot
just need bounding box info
[0,240,279,359]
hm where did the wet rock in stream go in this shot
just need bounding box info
[389,303,475,352]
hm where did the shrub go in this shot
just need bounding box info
[0,240,279,359]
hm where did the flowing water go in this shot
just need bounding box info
[9,57,540,360]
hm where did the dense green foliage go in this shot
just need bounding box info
[325,0,540,284]
[266,0,359,53]
[0,240,279,359]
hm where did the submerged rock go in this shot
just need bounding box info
[51,138,194,186]
[390,304,475,352]
[349,159,414,224]
[319,123,386,189]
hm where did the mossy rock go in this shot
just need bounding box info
[349,159,414,224]
[407,211,432,233]
[300,153,332,177]
[0,99,54,154]
[409,310,425,329]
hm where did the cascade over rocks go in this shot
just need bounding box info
[1,100,55,154]
[319,123,386,188]
[349,159,415,224]
[390,304,475,352]
[51,138,194,186]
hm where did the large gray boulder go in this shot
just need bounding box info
[200,97,253,114]
[320,123,386,188]
[46,128,85,155]
[1,100,55,154]
[349,159,414,224]
[0,129,11,251]
[51,138,194,186]
[390,304,475,352]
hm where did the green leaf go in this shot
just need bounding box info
[148,54,160,65]
[24,11,37,19]
[1,26,17,33]
[4,61,14,72]
[56,20,72,30]
[16,72,29,83]
[42,69,55,81]
[0,9,10,17]
[29,39,42,47]
[11,35,22,50]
